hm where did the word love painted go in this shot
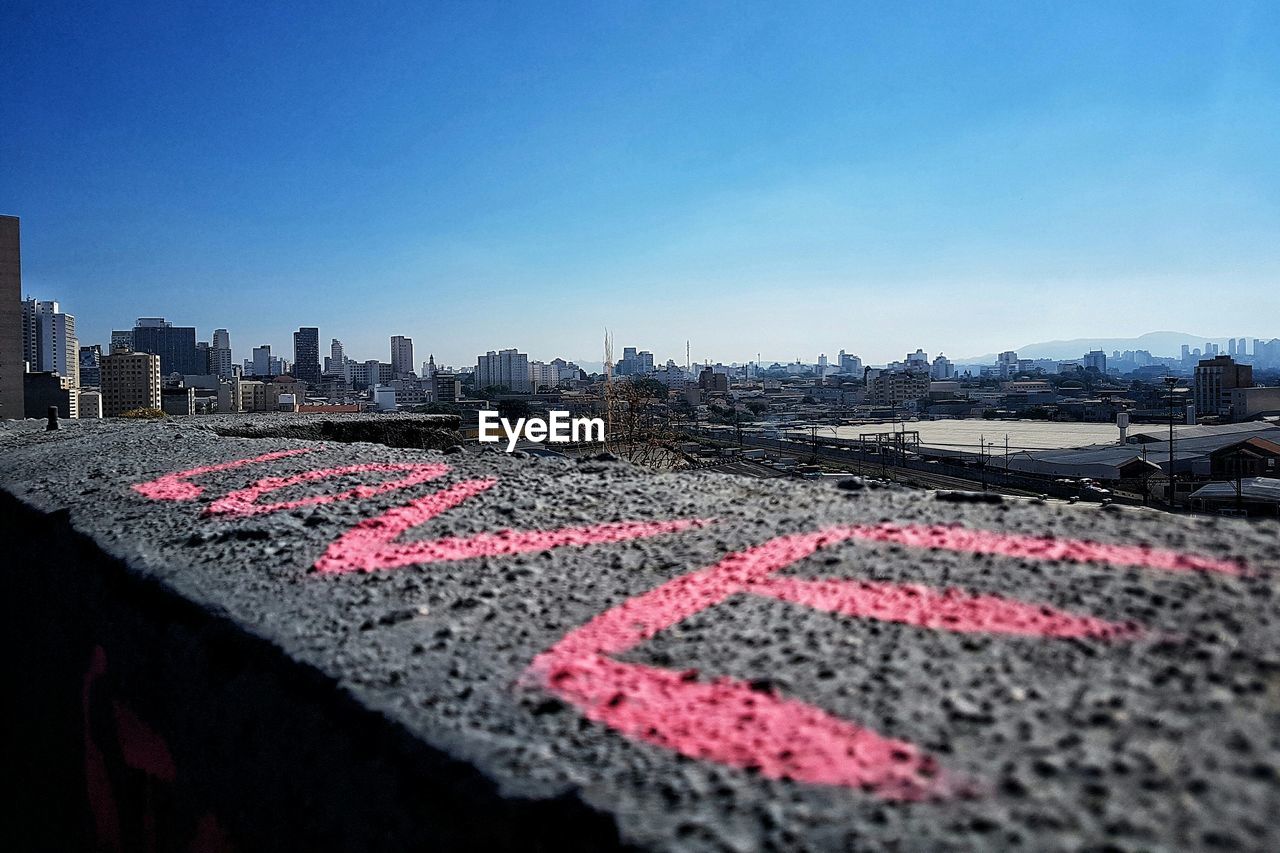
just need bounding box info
[133,450,1246,802]
[523,524,1242,800]
[132,450,700,573]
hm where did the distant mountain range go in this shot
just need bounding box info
[959,331,1262,365]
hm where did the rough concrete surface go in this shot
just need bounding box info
[1,415,1278,852]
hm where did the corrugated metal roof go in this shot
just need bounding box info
[1189,477,1280,503]
[1129,422,1279,442]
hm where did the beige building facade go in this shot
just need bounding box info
[0,216,24,419]
[101,352,162,416]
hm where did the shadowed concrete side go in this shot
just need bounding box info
[0,490,629,852]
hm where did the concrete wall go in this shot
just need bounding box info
[1,490,615,851]
[1,415,1277,850]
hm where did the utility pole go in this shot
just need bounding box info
[1162,376,1188,510]
[1141,445,1150,506]
[1234,445,1245,514]
[980,433,987,492]
[603,329,614,451]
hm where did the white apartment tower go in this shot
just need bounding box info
[476,348,531,393]
[22,298,79,386]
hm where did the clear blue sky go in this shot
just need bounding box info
[3,1,1278,367]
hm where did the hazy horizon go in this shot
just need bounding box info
[4,2,1277,366]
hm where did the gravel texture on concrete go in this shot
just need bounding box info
[2,416,1278,851]
[204,412,462,449]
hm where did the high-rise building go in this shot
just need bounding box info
[325,338,349,378]
[615,347,654,376]
[21,298,38,368]
[930,354,954,380]
[1194,355,1253,419]
[476,349,531,393]
[997,351,1019,379]
[22,299,80,385]
[132,317,202,376]
[101,351,162,416]
[1083,350,1107,373]
[110,330,133,353]
[79,345,102,387]
[529,361,558,389]
[293,327,321,384]
[391,335,415,378]
[0,216,21,418]
[433,373,460,403]
[252,345,272,377]
[210,328,234,378]
[838,350,863,376]
[904,349,929,372]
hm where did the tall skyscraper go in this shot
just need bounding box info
[195,340,211,374]
[0,216,22,418]
[391,335,415,378]
[132,317,202,376]
[79,345,102,387]
[252,345,272,377]
[293,326,321,384]
[210,328,234,378]
[22,298,79,386]
[110,329,133,353]
[326,338,349,379]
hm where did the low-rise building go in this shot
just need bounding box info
[868,371,930,408]
[1229,386,1280,421]
[78,389,102,419]
[161,386,196,416]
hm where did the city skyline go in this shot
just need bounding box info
[8,288,1280,373]
[5,2,1279,365]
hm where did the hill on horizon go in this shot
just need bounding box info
[959,331,1265,364]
